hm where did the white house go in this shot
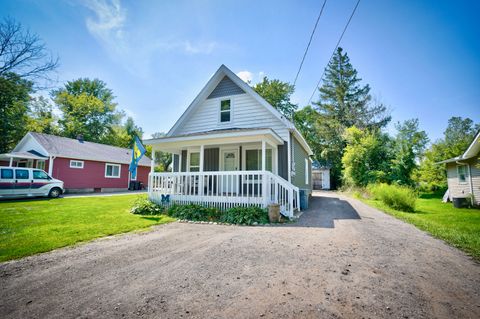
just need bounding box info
[144,65,313,217]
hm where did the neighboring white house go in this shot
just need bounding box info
[144,64,313,217]
[439,130,480,206]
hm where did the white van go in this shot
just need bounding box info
[0,167,64,199]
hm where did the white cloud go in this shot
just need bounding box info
[83,0,126,43]
[236,71,253,83]
[78,0,219,76]
[236,70,266,84]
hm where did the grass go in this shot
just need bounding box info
[358,192,480,261]
[0,194,174,262]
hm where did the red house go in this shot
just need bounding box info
[0,132,151,193]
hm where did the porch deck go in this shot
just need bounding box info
[149,170,300,217]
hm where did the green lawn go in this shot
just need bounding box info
[0,195,174,262]
[359,193,480,260]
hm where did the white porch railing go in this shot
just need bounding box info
[148,170,300,218]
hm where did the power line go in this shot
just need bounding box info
[293,0,327,87]
[307,0,361,105]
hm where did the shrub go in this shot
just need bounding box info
[367,183,417,212]
[131,197,165,215]
[167,204,221,221]
[221,206,269,225]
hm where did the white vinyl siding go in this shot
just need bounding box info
[105,163,121,178]
[173,93,289,141]
[70,160,84,169]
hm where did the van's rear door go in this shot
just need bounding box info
[13,168,31,195]
[0,168,15,196]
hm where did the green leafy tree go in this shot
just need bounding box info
[0,73,33,153]
[413,117,478,191]
[151,132,172,172]
[106,117,144,148]
[53,78,123,143]
[294,106,322,162]
[26,96,59,135]
[390,119,429,185]
[443,117,479,158]
[313,47,391,187]
[341,126,392,187]
[253,77,297,119]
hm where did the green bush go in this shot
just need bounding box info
[131,197,165,215]
[367,183,417,212]
[221,206,269,225]
[167,204,221,221]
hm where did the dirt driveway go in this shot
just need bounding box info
[1,192,479,318]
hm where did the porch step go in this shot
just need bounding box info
[292,209,303,220]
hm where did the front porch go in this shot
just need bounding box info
[145,128,300,217]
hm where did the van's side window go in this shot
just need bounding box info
[1,169,13,179]
[33,170,49,180]
[15,169,29,179]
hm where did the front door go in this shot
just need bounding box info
[221,149,238,194]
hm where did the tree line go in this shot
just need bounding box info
[1,18,477,185]
[253,48,478,191]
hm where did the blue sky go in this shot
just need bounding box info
[1,0,479,141]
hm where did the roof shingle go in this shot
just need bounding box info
[30,132,151,166]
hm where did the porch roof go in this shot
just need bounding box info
[144,128,284,152]
[0,150,49,161]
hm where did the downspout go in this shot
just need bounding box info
[467,163,474,206]
[48,156,55,176]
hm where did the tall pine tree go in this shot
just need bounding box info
[313,47,391,188]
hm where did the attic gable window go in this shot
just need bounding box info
[220,99,231,123]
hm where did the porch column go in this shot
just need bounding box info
[199,145,204,196]
[261,140,266,171]
[150,149,156,173]
[9,157,13,167]
[199,145,204,172]
[261,140,268,206]
[48,156,54,176]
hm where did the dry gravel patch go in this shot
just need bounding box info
[1,192,479,319]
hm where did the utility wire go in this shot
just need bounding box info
[307,0,361,105]
[293,0,327,87]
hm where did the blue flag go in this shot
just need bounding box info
[129,136,146,179]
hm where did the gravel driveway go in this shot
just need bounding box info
[1,191,479,319]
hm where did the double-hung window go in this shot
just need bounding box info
[189,152,200,172]
[105,163,121,178]
[220,99,231,123]
[457,165,468,183]
[245,149,272,172]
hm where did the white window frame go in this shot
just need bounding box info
[457,164,468,184]
[36,160,46,170]
[70,160,84,169]
[188,151,200,172]
[218,98,233,124]
[105,163,121,178]
[305,158,309,185]
[242,146,273,172]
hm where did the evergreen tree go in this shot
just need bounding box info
[313,47,391,187]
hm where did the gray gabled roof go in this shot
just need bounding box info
[29,132,151,166]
